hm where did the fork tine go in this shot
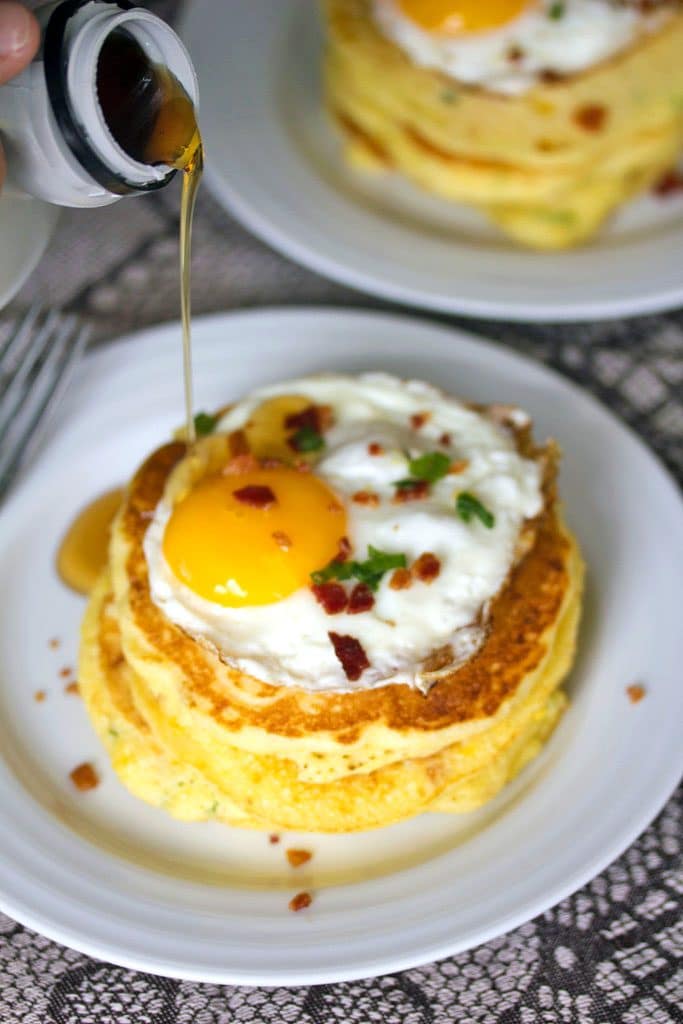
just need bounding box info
[0,309,63,432]
[0,320,89,500]
[0,304,43,376]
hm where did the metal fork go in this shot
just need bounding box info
[0,305,90,501]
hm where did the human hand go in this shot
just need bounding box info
[0,2,40,190]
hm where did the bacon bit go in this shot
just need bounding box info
[413,552,441,583]
[368,442,384,456]
[328,500,344,514]
[269,833,281,844]
[48,637,61,650]
[289,891,313,912]
[233,484,276,508]
[312,582,348,614]
[352,490,380,507]
[223,453,260,475]
[626,683,646,704]
[336,535,352,562]
[59,667,72,679]
[34,690,46,703]
[654,169,683,197]
[272,530,292,551]
[328,632,370,681]
[286,848,313,868]
[573,103,607,132]
[393,480,429,503]
[389,567,412,590]
[228,429,250,457]
[507,44,524,63]
[539,68,564,84]
[70,762,99,792]
[438,433,451,447]
[348,583,375,614]
[284,404,334,434]
[449,459,470,475]
[410,412,430,430]
[64,681,80,696]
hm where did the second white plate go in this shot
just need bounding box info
[180,0,683,322]
[0,309,681,984]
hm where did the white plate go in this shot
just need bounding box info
[0,308,681,985]
[0,196,59,309]
[179,0,683,322]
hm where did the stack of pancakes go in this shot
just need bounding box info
[322,0,683,248]
[79,412,583,833]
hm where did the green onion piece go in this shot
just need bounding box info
[310,546,407,591]
[194,411,217,437]
[291,425,325,452]
[548,2,565,19]
[456,492,495,529]
[407,451,451,483]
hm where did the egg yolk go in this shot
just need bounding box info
[398,0,533,34]
[162,467,347,607]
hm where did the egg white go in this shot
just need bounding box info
[144,374,543,693]
[373,0,673,95]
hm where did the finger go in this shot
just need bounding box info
[0,3,39,85]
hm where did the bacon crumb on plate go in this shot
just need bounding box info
[289,891,313,912]
[70,762,99,791]
[269,833,281,844]
[368,442,384,455]
[626,683,646,704]
[34,690,46,703]
[64,681,80,696]
[286,849,313,868]
[59,666,72,679]
[48,637,61,650]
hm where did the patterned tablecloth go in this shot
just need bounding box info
[1,4,682,1022]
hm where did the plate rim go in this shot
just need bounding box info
[0,306,681,985]
[179,0,683,323]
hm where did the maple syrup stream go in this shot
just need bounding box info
[58,29,203,591]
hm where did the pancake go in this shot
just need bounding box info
[321,0,683,248]
[80,539,580,831]
[79,572,262,827]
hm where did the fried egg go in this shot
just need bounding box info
[372,0,674,95]
[144,374,543,693]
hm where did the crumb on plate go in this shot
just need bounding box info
[289,891,313,912]
[70,762,99,791]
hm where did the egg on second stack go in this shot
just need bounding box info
[321,0,683,247]
[79,373,584,832]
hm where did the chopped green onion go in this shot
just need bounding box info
[290,425,325,452]
[311,546,407,591]
[194,411,217,436]
[456,492,495,529]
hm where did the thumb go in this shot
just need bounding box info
[0,3,39,85]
